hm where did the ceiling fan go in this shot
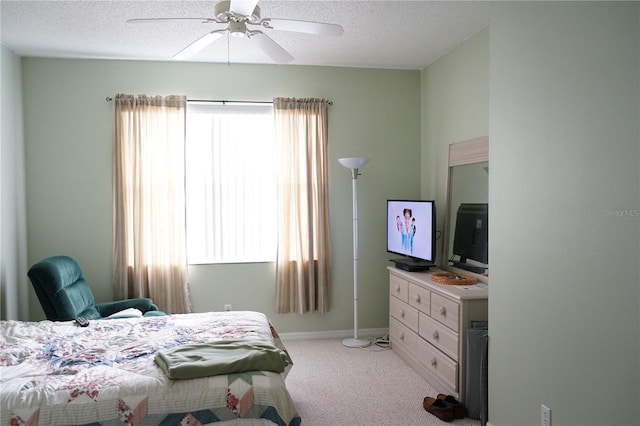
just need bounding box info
[128,0,344,63]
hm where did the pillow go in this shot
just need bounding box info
[107,308,143,319]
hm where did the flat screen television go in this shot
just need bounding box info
[387,200,436,271]
[452,203,488,274]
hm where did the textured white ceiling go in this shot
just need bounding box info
[1,0,491,70]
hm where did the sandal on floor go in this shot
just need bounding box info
[437,394,465,419]
[423,396,454,422]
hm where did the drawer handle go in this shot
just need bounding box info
[395,285,400,293]
[432,330,439,340]
[415,295,421,303]
[430,358,437,367]
[439,306,447,316]
[399,331,404,340]
[400,309,405,318]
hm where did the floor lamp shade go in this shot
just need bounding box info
[338,157,371,348]
[338,157,369,170]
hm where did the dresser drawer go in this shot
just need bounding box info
[390,317,458,392]
[390,296,419,333]
[419,313,459,361]
[408,283,430,315]
[389,274,409,303]
[389,316,423,358]
[431,293,460,332]
[417,338,458,392]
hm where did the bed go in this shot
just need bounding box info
[0,311,301,426]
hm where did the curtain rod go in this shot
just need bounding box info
[190,99,273,105]
[105,97,332,105]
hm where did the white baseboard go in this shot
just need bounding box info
[279,327,388,341]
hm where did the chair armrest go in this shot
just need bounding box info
[95,298,159,317]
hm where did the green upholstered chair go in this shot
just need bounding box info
[28,255,165,321]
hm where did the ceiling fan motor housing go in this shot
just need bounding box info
[229,20,248,37]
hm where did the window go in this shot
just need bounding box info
[185,103,277,264]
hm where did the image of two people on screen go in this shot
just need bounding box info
[395,208,417,254]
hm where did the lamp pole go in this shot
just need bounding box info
[338,157,371,348]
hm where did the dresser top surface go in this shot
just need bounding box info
[388,266,489,300]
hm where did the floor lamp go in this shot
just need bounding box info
[338,157,371,348]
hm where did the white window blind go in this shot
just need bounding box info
[186,103,277,264]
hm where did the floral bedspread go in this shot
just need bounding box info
[0,311,301,426]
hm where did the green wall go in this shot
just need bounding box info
[1,45,29,321]
[421,7,639,423]
[420,27,489,260]
[21,59,421,333]
[489,3,639,425]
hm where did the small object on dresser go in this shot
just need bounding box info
[75,316,89,327]
[431,272,478,285]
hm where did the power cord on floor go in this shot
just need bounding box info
[360,334,389,351]
[375,333,390,348]
[345,335,391,351]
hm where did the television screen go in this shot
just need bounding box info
[452,203,488,268]
[386,200,436,264]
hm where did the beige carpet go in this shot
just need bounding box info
[282,337,482,426]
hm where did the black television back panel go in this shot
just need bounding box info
[453,203,488,265]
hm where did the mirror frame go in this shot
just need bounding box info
[441,136,489,283]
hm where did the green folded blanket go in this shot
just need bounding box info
[155,340,293,380]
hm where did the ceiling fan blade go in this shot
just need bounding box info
[173,30,226,60]
[260,19,344,37]
[127,18,214,24]
[229,0,260,17]
[249,32,293,64]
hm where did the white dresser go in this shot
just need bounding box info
[388,267,488,400]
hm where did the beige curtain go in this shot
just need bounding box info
[273,98,331,314]
[113,94,192,314]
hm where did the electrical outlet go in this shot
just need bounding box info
[224,304,232,311]
[541,404,551,426]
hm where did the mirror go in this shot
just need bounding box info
[442,136,489,283]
